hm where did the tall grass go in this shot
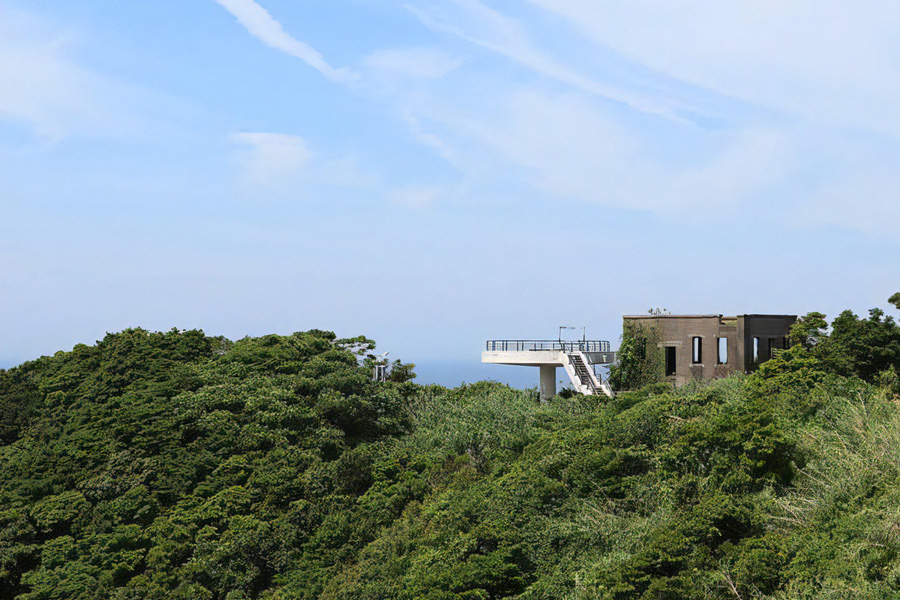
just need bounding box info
[400,381,603,470]
[765,384,900,598]
[777,387,900,527]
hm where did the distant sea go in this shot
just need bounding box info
[413,360,540,389]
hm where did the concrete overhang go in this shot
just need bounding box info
[482,350,616,366]
[481,350,564,366]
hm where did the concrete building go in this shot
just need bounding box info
[623,314,797,386]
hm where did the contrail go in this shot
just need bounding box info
[214,0,357,84]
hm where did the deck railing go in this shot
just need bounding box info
[485,340,611,353]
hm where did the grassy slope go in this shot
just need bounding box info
[2,331,900,599]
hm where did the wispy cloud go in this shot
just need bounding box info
[426,88,793,215]
[229,132,381,199]
[0,7,190,142]
[362,47,463,81]
[214,0,357,83]
[403,0,692,121]
[231,132,314,187]
[401,113,461,168]
[214,0,900,232]
[523,0,900,138]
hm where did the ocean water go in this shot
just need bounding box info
[412,360,541,389]
[412,359,611,390]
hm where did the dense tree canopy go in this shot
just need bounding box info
[792,295,900,387]
[1,299,900,598]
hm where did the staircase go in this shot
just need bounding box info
[563,351,615,398]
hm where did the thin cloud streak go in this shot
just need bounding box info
[208,0,882,235]
[431,89,793,215]
[362,47,463,81]
[403,0,694,123]
[213,0,357,83]
[523,0,900,138]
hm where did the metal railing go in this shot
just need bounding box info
[485,339,611,352]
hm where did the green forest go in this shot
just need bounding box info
[2,296,900,599]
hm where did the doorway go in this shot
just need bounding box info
[665,346,676,377]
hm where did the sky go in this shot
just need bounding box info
[2,0,899,387]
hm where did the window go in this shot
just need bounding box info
[717,337,728,364]
[665,346,676,376]
[692,337,702,364]
[752,337,760,363]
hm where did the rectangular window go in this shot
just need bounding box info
[717,337,728,364]
[767,337,775,360]
[692,337,702,364]
[665,346,676,376]
[752,337,760,363]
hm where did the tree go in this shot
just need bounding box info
[889,292,900,311]
[387,360,416,383]
[335,336,376,356]
[789,312,828,349]
[608,320,662,391]
[812,308,900,382]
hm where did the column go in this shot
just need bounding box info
[539,365,556,401]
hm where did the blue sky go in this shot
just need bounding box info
[2,0,899,385]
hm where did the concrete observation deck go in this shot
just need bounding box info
[482,340,617,400]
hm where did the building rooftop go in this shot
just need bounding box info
[624,314,796,319]
[624,314,722,319]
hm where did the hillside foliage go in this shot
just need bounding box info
[1,298,900,599]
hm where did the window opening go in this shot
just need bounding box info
[692,337,702,364]
[752,337,760,363]
[665,346,676,376]
[717,337,728,364]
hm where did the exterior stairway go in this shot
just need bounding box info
[563,351,614,398]
[482,338,616,400]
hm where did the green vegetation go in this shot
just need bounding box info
[1,296,900,599]
[608,319,662,391]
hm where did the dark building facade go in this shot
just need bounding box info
[623,314,797,386]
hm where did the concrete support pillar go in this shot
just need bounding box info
[539,365,556,401]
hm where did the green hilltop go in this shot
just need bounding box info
[2,297,900,599]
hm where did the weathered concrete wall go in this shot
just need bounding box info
[739,314,797,372]
[624,313,796,386]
